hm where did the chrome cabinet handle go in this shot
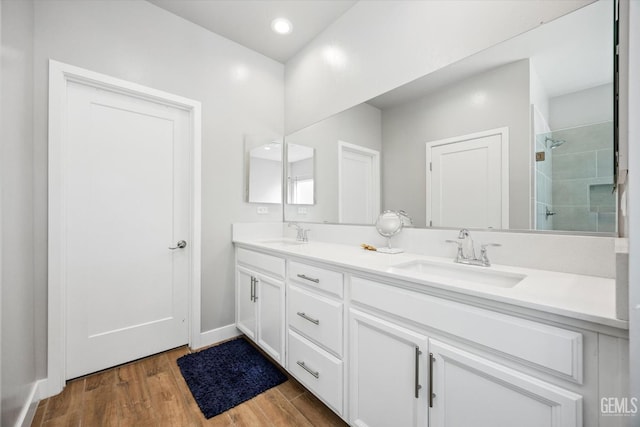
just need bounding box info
[415,347,422,398]
[429,353,435,407]
[296,361,319,378]
[168,240,187,250]
[296,274,319,283]
[297,312,320,325]
[251,277,258,302]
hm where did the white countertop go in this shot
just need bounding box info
[234,238,628,331]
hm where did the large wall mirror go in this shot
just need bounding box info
[284,0,616,234]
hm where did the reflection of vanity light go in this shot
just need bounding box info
[271,18,292,35]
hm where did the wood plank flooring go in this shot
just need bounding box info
[32,342,348,427]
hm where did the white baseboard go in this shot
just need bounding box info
[195,324,241,350]
[15,379,45,427]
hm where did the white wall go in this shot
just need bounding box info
[529,63,550,126]
[32,0,284,341]
[549,83,613,130]
[285,103,381,223]
[1,0,38,425]
[382,60,531,229]
[285,0,594,133]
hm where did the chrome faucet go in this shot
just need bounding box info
[446,229,500,267]
[288,222,309,242]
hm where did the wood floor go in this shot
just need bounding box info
[31,342,348,427]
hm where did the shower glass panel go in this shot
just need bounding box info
[535,121,614,232]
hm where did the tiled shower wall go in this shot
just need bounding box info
[549,121,615,232]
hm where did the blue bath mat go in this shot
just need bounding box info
[177,337,287,418]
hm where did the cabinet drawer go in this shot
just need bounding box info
[288,330,343,416]
[288,285,343,356]
[351,276,583,382]
[289,261,343,298]
[236,248,285,279]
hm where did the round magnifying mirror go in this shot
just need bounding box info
[375,210,404,254]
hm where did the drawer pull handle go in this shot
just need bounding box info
[297,312,320,325]
[297,274,320,283]
[296,361,320,378]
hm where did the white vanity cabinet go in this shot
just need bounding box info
[233,241,629,427]
[429,339,582,427]
[349,309,429,427]
[349,275,585,427]
[286,260,345,417]
[235,248,285,365]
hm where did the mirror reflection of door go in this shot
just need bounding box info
[426,128,509,229]
[287,143,315,205]
[248,142,282,204]
[338,141,381,224]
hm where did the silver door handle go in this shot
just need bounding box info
[415,347,422,398]
[169,240,187,250]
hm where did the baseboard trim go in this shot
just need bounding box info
[15,379,45,427]
[195,324,241,350]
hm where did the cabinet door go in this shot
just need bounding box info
[429,339,582,427]
[256,274,285,365]
[349,309,429,427]
[236,266,256,340]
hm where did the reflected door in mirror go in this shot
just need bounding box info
[427,128,509,229]
[338,142,380,224]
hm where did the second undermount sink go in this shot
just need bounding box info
[389,260,526,288]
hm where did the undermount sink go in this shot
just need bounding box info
[389,260,526,288]
[259,239,307,247]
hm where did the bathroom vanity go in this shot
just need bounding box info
[234,231,628,427]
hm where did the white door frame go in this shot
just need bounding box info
[46,60,202,397]
[337,141,381,223]
[425,127,509,228]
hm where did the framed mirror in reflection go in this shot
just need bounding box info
[283,0,615,234]
[246,137,282,204]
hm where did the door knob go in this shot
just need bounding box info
[169,240,187,250]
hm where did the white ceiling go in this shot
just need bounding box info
[147,0,357,63]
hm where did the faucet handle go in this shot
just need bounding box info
[446,239,464,262]
[480,243,501,250]
[479,243,501,266]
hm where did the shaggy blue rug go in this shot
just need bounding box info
[177,338,287,418]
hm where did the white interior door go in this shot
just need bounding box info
[426,128,509,229]
[63,80,191,379]
[338,141,380,224]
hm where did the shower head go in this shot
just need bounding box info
[545,136,566,149]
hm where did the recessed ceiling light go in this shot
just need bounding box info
[271,18,292,35]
